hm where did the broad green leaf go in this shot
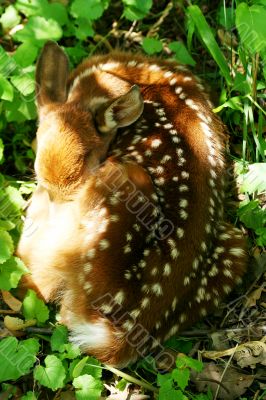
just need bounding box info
[5,94,37,122]
[122,0,152,21]
[0,230,14,264]
[13,43,38,67]
[11,72,35,96]
[0,337,39,382]
[21,392,37,400]
[256,228,266,246]
[0,185,25,219]
[71,0,107,20]
[0,74,14,101]
[0,5,21,31]
[15,0,48,17]
[187,5,232,85]
[169,41,196,66]
[240,163,266,194]
[23,289,49,323]
[238,201,266,230]
[0,256,28,290]
[0,138,4,164]
[0,220,15,231]
[158,379,185,400]
[72,356,102,379]
[236,3,266,55]
[213,96,243,113]
[59,343,81,359]
[0,46,17,77]
[217,6,235,29]
[44,3,68,25]
[13,16,62,45]
[172,367,190,391]
[176,355,203,372]
[34,355,66,391]
[73,374,103,400]
[142,37,163,55]
[51,325,69,352]
[73,17,94,40]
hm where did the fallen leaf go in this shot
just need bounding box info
[4,316,36,331]
[192,363,254,399]
[1,290,22,312]
[203,339,266,369]
[245,287,264,308]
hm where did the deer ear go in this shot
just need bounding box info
[36,41,69,107]
[96,85,144,132]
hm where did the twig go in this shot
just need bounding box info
[147,2,173,37]
[213,344,238,400]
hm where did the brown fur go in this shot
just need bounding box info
[16,42,247,367]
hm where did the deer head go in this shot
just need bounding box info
[35,41,144,200]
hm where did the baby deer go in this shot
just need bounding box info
[17,41,247,367]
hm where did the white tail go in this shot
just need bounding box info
[17,41,247,367]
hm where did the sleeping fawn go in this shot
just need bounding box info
[17,41,247,367]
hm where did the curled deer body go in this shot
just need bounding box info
[17,41,247,367]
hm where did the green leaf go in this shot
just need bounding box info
[73,17,94,40]
[172,367,190,391]
[59,343,81,359]
[122,0,152,21]
[240,163,266,194]
[34,355,66,391]
[142,37,163,55]
[51,325,69,352]
[73,374,103,400]
[0,256,28,290]
[217,6,235,30]
[15,0,48,17]
[23,289,49,323]
[187,5,232,85]
[238,201,266,230]
[11,72,35,96]
[0,220,15,231]
[72,356,102,379]
[13,43,38,68]
[176,355,203,372]
[44,3,68,26]
[0,230,14,264]
[158,379,185,400]
[0,138,4,164]
[0,337,39,382]
[256,228,266,246]
[71,0,108,20]
[0,74,14,101]
[0,46,18,77]
[0,185,25,219]
[13,16,62,46]
[21,392,37,400]
[0,5,21,31]
[169,41,196,66]
[236,3,266,55]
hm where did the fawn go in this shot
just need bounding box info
[17,41,247,367]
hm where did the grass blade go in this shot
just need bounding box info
[187,5,232,85]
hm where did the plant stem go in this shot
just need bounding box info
[105,365,159,393]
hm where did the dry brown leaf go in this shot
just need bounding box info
[192,363,254,399]
[4,316,36,331]
[203,339,266,369]
[234,341,266,368]
[245,287,264,308]
[1,290,22,312]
